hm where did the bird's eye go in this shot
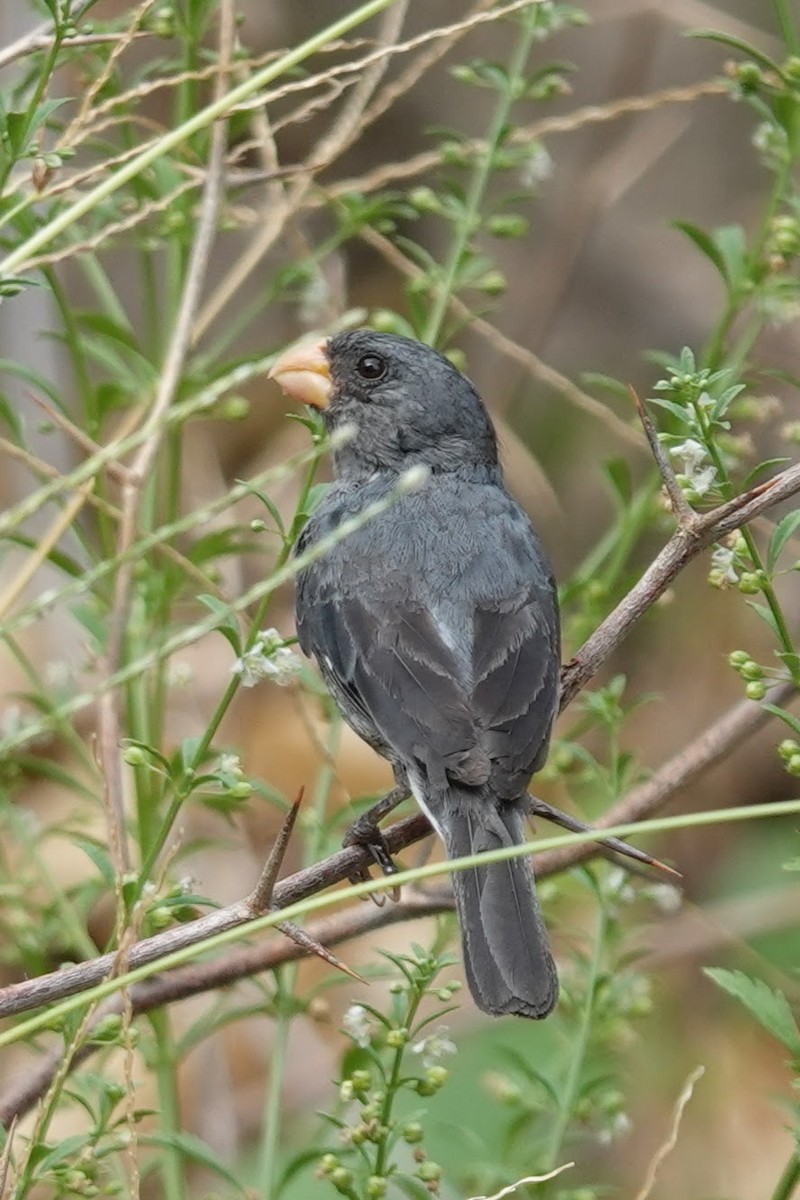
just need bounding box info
[356,354,386,380]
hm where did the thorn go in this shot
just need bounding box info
[529,795,681,880]
[248,787,304,915]
[628,384,696,527]
[276,919,367,982]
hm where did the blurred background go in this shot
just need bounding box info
[0,1,798,1197]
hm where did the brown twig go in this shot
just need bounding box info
[1,672,795,1027]
[97,6,233,875]
[0,892,443,1127]
[538,678,797,878]
[629,384,695,522]
[358,225,644,449]
[0,673,796,1126]
[559,463,800,707]
[192,0,410,340]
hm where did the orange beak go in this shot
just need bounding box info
[268,339,332,410]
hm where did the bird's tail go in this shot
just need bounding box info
[439,798,558,1019]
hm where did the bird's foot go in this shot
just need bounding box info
[343,782,408,903]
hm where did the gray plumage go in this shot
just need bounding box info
[295,330,560,1018]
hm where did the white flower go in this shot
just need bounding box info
[411,1025,457,1067]
[597,1110,632,1145]
[298,270,332,325]
[520,142,554,190]
[217,753,241,775]
[0,704,23,738]
[342,1003,372,1048]
[44,660,71,690]
[168,661,194,688]
[711,545,739,584]
[645,883,683,914]
[670,438,718,496]
[232,628,301,688]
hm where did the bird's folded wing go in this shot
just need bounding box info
[297,576,559,793]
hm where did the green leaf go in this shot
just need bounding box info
[647,397,693,425]
[603,458,632,506]
[712,225,748,293]
[745,600,781,639]
[741,458,790,489]
[674,221,728,285]
[70,837,116,886]
[762,703,800,739]
[768,510,800,574]
[196,594,241,655]
[241,481,285,537]
[139,1131,247,1194]
[704,968,800,1055]
[687,30,782,77]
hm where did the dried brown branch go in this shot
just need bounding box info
[0,892,443,1127]
[97,5,234,871]
[0,666,796,1126]
[193,0,410,340]
[322,79,727,202]
[358,225,644,448]
[630,384,695,522]
[1,672,795,1029]
[538,678,797,878]
[559,463,800,706]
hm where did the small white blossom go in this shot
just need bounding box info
[711,545,739,584]
[0,704,23,738]
[44,660,72,690]
[342,1003,372,1048]
[604,867,635,906]
[670,438,718,497]
[411,1025,457,1067]
[217,753,242,775]
[520,142,554,189]
[168,661,194,689]
[597,1111,632,1145]
[232,628,301,688]
[645,883,683,914]
[298,270,332,325]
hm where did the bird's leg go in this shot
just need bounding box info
[343,771,410,898]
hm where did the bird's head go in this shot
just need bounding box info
[269,329,498,479]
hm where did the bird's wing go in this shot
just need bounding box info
[297,570,484,782]
[471,583,560,797]
[297,553,558,793]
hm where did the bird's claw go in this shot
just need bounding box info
[344,815,400,903]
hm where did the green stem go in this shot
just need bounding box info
[543,895,607,1177]
[374,989,425,1178]
[693,405,800,686]
[135,454,322,892]
[772,1152,800,1200]
[149,1010,187,1200]
[1,0,399,276]
[258,989,292,1197]
[257,720,341,1198]
[422,15,539,346]
[773,0,799,53]
[0,28,64,194]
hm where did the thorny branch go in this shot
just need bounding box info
[0,672,795,1125]
[1,0,798,1141]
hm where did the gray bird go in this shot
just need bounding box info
[269,330,560,1018]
